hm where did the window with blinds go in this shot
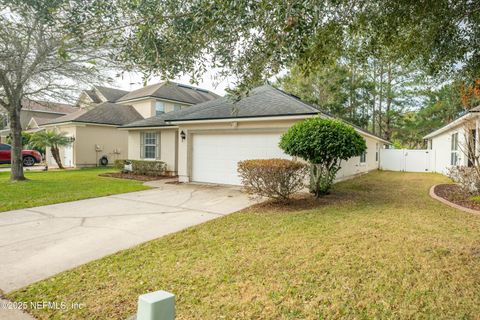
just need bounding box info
[140,132,160,159]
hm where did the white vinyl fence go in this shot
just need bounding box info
[380,149,434,172]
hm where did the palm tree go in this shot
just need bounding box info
[30,131,71,169]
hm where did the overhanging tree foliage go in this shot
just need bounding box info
[279,117,366,197]
[115,0,479,90]
[279,51,428,142]
[0,0,117,181]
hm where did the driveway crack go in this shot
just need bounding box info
[24,209,55,218]
[0,223,82,248]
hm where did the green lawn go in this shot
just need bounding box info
[0,168,150,212]
[8,171,480,319]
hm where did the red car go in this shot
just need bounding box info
[0,143,42,167]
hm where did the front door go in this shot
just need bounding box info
[63,145,73,167]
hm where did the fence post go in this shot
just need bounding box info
[136,290,175,320]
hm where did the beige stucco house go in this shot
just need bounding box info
[121,85,389,185]
[41,81,219,167]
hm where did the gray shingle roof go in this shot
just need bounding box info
[119,84,390,143]
[120,85,321,128]
[42,102,143,126]
[31,117,55,126]
[22,99,78,114]
[95,86,129,102]
[83,89,102,103]
[117,81,220,104]
[120,114,173,128]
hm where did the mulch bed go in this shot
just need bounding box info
[99,172,176,182]
[434,184,480,211]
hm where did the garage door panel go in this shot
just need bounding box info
[192,132,290,185]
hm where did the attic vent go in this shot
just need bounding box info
[178,84,194,89]
[177,84,209,93]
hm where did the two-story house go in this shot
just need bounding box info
[0,99,79,143]
[40,81,219,168]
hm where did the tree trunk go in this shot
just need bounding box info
[372,59,377,134]
[378,61,384,137]
[309,163,341,198]
[51,146,64,169]
[8,105,26,181]
[350,60,355,120]
[385,61,393,141]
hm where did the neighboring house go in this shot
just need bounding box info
[121,85,389,185]
[76,86,130,107]
[41,81,219,167]
[0,100,78,142]
[424,107,480,174]
[115,81,220,118]
[42,103,143,167]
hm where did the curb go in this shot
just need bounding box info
[429,184,480,216]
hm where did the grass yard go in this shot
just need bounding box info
[0,168,150,212]
[8,171,480,319]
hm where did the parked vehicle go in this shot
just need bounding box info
[0,143,42,167]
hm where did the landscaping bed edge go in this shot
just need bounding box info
[429,184,480,215]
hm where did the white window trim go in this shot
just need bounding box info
[359,151,367,165]
[451,132,459,166]
[141,131,160,160]
[155,101,165,116]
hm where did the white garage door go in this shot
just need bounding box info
[192,132,290,185]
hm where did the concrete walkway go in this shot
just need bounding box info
[0,181,254,294]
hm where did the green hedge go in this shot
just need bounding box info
[114,159,167,176]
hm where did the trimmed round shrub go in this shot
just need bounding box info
[279,117,367,197]
[237,159,308,201]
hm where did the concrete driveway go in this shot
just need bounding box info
[0,181,255,293]
[0,165,45,172]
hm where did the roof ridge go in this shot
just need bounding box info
[163,95,231,121]
[95,85,127,90]
[165,80,209,92]
[268,85,389,142]
[268,85,324,114]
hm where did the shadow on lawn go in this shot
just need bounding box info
[247,190,359,213]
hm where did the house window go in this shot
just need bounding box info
[141,132,160,159]
[375,143,379,162]
[360,152,367,163]
[451,132,459,165]
[155,101,165,116]
[173,104,182,111]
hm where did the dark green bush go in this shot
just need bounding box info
[280,117,366,197]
